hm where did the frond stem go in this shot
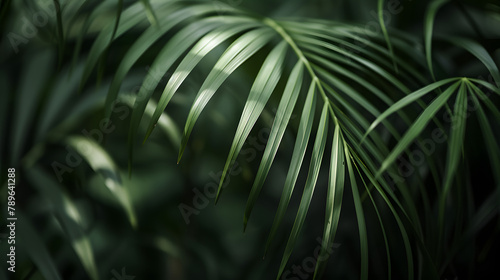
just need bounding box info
[263,18,333,113]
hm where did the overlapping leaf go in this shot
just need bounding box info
[244,60,304,228]
[214,40,289,203]
[27,166,99,280]
[276,103,329,279]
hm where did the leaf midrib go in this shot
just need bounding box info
[263,18,333,111]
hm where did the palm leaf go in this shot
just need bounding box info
[345,147,369,280]
[178,27,275,162]
[264,81,317,256]
[424,0,449,80]
[376,81,462,176]
[313,121,345,279]
[378,0,398,72]
[438,82,468,225]
[244,60,304,226]
[217,40,289,203]
[65,135,137,228]
[27,166,99,280]
[276,103,329,279]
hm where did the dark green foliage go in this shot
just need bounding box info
[1,0,499,279]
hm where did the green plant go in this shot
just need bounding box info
[1,0,499,279]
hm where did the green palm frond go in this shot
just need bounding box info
[2,0,500,279]
[78,2,499,278]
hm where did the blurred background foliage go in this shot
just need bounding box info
[0,0,499,279]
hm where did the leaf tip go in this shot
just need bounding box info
[143,126,154,144]
[214,188,222,205]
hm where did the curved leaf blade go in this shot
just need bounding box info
[378,0,398,72]
[276,103,329,279]
[424,0,449,80]
[469,85,500,188]
[127,17,259,173]
[26,166,99,280]
[445,36,500,86]
[243,60,304,228]
[313,123,345,279]
[142,18,260,142]
[437,82,468,254]
[105,6,201,119]
[264,81,317,256]
[377,81,461,176]
[345,148,369,280]
[364,78,459,140]
[119,94,181,147]
[441,82,468,199]
[213,40,289,203]
[80,1,152,89]
[66,136,137,228]
[177,27,275,162]
[140,0,158,26]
